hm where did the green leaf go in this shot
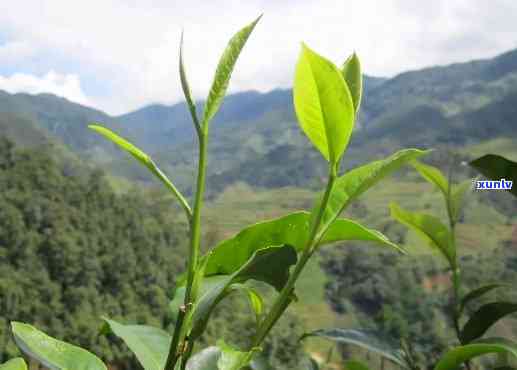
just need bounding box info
[307,357,319,370]
[460,302,517,344]
[450,179,473,223]
[227,284,264,325]
[390,202,454,266]
[11,322,106,370]
[217,340,259,370]
[341,53,362,114]
[294,43,355,164]
[184,345,261,370]
[411,160,449,198]
[185,346,220,370]
[202,15,261,127]
[345,360,372,370]
[434,337,517,370]
[0,358,27,370]
[189,245,297,340]
[179,30,200,133]
[101,318,171,370]
[88,125,191,217]
[300,328,407,368]
[182,212,401,281]
[459,284,506,316]
[316,149,429,228]
[470,154,517,197]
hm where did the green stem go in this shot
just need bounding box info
[251,165,336,347]
[165,129,209,370]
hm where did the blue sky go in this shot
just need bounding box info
[0,0,516,115]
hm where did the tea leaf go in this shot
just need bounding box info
[179,31,201,133]
[0,358,27,370]
[459,284,506,316]
[345,360,372,370]
[185,346,220,370]
[434,338,517,370]
[390,203,454,266]
[181,212,401,281]
[314,149,429,228]
[101,318,171,370]
[300,328,408,368]
[411,160,449,198]
[341,53,362,113]
[189,245,297,340]
[450,179,474,223]
[88,125,191,218]
[11,322,106,370]
[217,340,259,370]
[202,15,261,128]
[294,43,354,164]
[469,154,517,197]
[460,302,517,344]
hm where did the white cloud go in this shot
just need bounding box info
[0,41,37,63]
[0,71,92,107]
[0,0,516,115]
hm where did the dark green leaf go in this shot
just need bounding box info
[460,302,517,344]
[189,245,297,340]
[0,358,27,370]
[434,337,517,370]
[470,154,517,197]
[390,202,454,266]
[341,53,362,114]
[459,284,506,316]
[101,318,171,370]
[11,322,106,370]
[315,149,429,228]
[294,42,355,164]
[202,16,261,127]
[88,125,191,217]
[300,328,407,368]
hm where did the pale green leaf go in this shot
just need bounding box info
[101,318,171,370]
[314,149,429,228]
[390,202,454,266]
[450,179,473,223]
[179,31,200,132]
[0,358,27,370]
[11,322,106,370]
[341,53,362,113]
[88,125,191,217]
[217,340,259,370]
[434,338,517,370]
[411,160,449,197]
[294,43,355,164]
[202,16,261,127]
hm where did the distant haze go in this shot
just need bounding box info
[0,0,516,115]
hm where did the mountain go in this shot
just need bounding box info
[0,47,516,194]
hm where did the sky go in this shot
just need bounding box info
[0,0,516,116]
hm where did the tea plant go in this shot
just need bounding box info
[302,158,517,369]
[2,16,430,370]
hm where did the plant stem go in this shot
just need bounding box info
[251,166,336,347]
[165,129,209,370]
